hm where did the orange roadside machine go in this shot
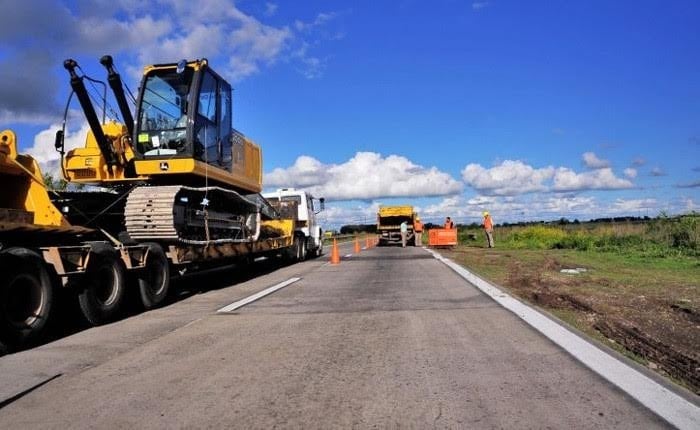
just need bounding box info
[428,225,458,247]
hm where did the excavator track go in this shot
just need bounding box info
[125,185,262,244]
[125,186,180,241]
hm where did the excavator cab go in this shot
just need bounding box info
[131,59,261,193]
[135,60,232,169]
[60,56,269,244]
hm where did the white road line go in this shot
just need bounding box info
[425,248,700,430]
[344,254,352,258]
[217,277,301,313]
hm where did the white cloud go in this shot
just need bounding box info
[420,194,597,224]
[318,193,691,228]
[290,42,327,79]
[265,152,463,201]
[681,198,699,211]
[631,157,646,167]
[650,167,667,177]
[393,194,665,226]
[461,158,633,195]
[540,196,597,214]
[623,168,637,179]
[317,202,380,228]
[265,155,330,188]
[611,198,657,213]
[552,167,633,191]
[225,20,291,80]
[25,120,91,178]
[297,56,326,79]
[295,12,339,32]
[461,160,554,196]
[265,2,278,17]
[582,151,610,169]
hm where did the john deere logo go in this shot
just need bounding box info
[160,162,169,171]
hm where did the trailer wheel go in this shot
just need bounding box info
[0,250,53,346]
[78,248,126,326]
[138,243,170,309]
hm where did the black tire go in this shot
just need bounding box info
[0,249,53,347]
[138,243,170,309]
[78,247,126,326]
[315,238,324,257]
[285,236,300,262]
[299,237,308,261]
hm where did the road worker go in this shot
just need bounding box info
[444,216,454,229]
[414,216,423,246]
[483,211,494,248]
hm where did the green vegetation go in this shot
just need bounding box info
[459,213,699,257]
[43,172,68,191]
[42,172,85,191]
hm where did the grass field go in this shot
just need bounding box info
[441,214,700,394]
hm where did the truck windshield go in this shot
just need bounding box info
[281,196,302,204]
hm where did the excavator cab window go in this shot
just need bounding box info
[197,71,218,163]
[219,83,233,170]
[136,67,195,157]
[135,63,234,172]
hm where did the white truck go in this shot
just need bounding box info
[262,188,325,260]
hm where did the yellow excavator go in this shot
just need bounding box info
[55,56,294,317]
[59,56,275,243]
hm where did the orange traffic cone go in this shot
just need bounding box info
[354,236,361,253]
[365,236,370,249]
[330,238,340,264]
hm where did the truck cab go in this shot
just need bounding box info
[262,188,325,260]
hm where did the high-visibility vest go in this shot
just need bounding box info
[414,220,423,232]
[484,216,493,230]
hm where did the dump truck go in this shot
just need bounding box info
[377,205,417,246]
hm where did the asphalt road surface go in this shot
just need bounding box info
[0,243,674,428]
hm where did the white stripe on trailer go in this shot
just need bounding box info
[217,277,301,313]
[425,248,700,430]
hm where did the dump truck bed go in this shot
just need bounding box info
[377,206,414,218]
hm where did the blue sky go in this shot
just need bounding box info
[1,0,698,228]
